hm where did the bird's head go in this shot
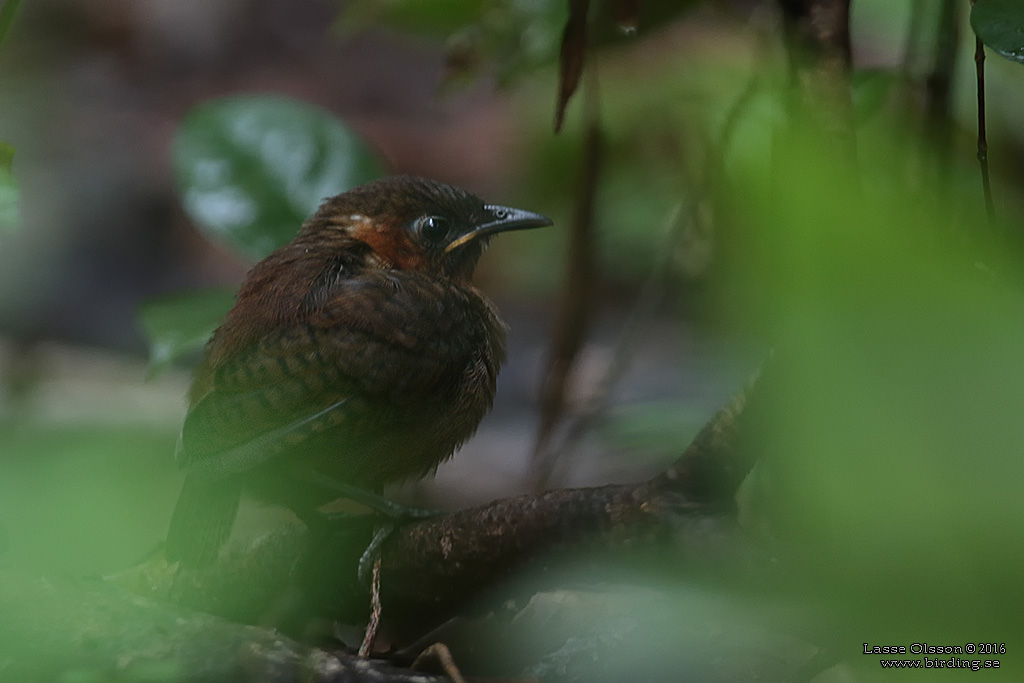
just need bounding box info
[298,175,552,280]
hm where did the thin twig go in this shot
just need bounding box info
[358,556,382,657]
[411,643,467,683]
[923,0,960,178]
[973,34,996,225]
[530,64,603,491]
[925,0,959,126]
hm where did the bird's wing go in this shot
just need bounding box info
[177,272,493,478]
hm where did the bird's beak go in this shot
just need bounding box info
[444,204,553,253]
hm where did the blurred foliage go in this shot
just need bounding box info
[721,116,1024,660]
[971,0,1024,65]
[138,287,236,378]
[0,0,20,233]
[173,94,386,262]
[0,140,17,232]
[849,69,898,123]
[0,0,21,56]
[338,0,488,38]
[342,0,565,88]
[336,0,703,89]
[0,424,178,576]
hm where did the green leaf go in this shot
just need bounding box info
[971,0,1024,65]
[137,287,236,376]
[0,140,18,232]
[173,94,386,261]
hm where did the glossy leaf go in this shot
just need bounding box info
[174,94,386,261]
[0,140,17,232]
[138,287,236,376]
[971,0,1024,65]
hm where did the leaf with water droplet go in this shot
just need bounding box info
[971,0,1024,66]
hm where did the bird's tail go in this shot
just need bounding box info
[165,474,241,568]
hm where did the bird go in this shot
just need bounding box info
[165,175,552,568]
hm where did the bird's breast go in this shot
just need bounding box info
[305,273,508,484]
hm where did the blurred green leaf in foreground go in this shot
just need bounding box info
[721,115,1024,659]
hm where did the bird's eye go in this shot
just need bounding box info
[415,215,451,244]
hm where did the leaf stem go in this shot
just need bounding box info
[972,8,996,225]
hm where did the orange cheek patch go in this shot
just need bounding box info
[348,217,426,271]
